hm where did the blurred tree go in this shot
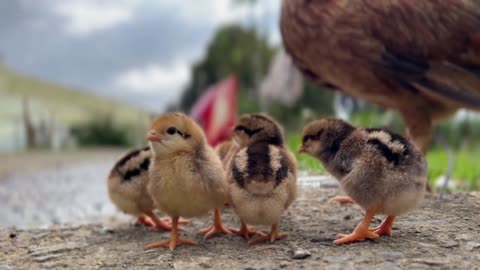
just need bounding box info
[70,115,132,147]
[178,25,274,113]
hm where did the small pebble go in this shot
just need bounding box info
[292,249,311,260]
[97,227,115,235]
[465,241,480,251]
[441,240,459,248]
[279,261,290,268]
[198,262,211,269]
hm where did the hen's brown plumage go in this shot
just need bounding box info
[281,0,480,152]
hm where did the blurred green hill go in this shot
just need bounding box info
[0,65,150,126]
[0,65,151,151]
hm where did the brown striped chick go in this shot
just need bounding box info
[107,147,172,231]
[214,140,240,207]
[228,113,297,245]
[146,112,231,251]
[299,118,427,245]
[214,140,234,163]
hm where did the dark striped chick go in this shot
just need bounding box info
[107,147,185,231]
[299,118,427,245]
[228,113,297,245]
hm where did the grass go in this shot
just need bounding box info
[287,133,480,190]
[427,146,480,190]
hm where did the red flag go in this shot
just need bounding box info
[190,75,238,146]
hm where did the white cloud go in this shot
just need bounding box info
[157,0,278,26]
[114,62,190,94]
[52,0,138,36]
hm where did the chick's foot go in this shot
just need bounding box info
[369,216,395,237]
[247,224,287,245]
[334,204,380,245]
[161,217,190,225]
[146,216,197,251]
[328,196,355,204]
[229,222,262,240]
[135,215,155,227]
[334,228,379,245]
[145,211,173,231]
[197,208,232,239]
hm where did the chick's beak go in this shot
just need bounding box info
[298,145,307,154]
[147,131,162,142]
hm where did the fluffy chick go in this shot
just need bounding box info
[214,140,234,163]
[107,147,171,231]
[299,118,427,245]
[228,113,297,245]
[146,112,230,251]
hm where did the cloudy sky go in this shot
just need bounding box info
[0,0,280,112]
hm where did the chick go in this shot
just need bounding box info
[299,118,427,245]
[214,140,234,163]
[214,139,240,207]
[228,113,297,245]
[146,112,231,251]
[107,147,171,231]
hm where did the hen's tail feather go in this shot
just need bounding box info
[382,51,480,109]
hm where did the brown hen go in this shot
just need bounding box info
[281,0,480,153]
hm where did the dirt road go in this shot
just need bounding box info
[2,189,479,270]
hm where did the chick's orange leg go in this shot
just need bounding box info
[160,216,189,225]
[197,208,232,239]
[328,196,355,204]
[146,216,197,251]
[248,224,288,245]
[135,215,155,227]
[334,204,380,245]
[369,216,395,237]
[229,222,261,240]
[145,211,173,231]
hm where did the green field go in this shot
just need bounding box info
[0,65,151,127]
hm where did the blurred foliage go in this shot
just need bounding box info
[70,115,133,147]
[177,24,334,129]
[179,24,274,113]
[427,147,480,190]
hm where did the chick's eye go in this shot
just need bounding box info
[166,127,177,135]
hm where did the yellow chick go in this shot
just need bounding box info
[146,112,230,251]
[107,147,172,231]
[299,118,427,245]
[228,113,297,245]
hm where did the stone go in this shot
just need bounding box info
[465,241,480,251]
[279,261,290,268]
[292,249,311,260]
[380,251,404,262]
[442,240,459,248]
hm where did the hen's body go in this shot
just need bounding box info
[281,0,480,152]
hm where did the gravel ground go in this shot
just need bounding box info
[1,188,479,269]
[1,153,479,269]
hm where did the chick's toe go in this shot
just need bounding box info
[197,209,232,239]
[328,196,355,204]
[369,216,395,237]
[146,217,197,251]
[229,222,262,240]
[247,224,288,245]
